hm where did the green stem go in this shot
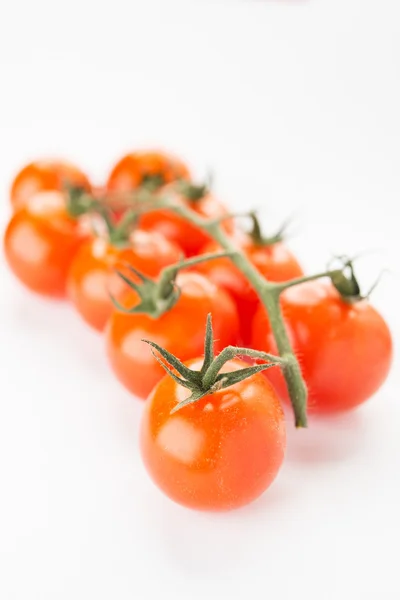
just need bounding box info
[271,269,342,294]
[99,193,344,428]
[112,209,138,239]
[261,292,307,427]
[156,200,309,427]
[202,345,285,390]
[157,251,234,298]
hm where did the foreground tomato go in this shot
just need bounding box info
[106,272,240,398]
[196,232,303,344]
[67,230,182,331]
[4,191,89,297]
[141,357,286,511]
[107,150,190,193]
[140,183,232,257]
[10,159,91,211]
[252,280,393,414]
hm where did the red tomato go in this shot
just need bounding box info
[107,150,190,193]
[106,272,240,399]
[141,357,286,511]
[140,185,232,257]
[196,232,303,344]
[251,280,393,414]
[4,191,89,298]
[67,230,182,332]
[10,159,91,211]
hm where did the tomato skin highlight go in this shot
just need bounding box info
[10,159,91,211]
[4,191,89,298]
[141,357,286,511]
[67,231,182,332]
[251,280,393,414]
[196,234,303,344]
[107,150,190,193]
[105,272,240,399]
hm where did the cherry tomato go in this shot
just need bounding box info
[251,280,393,414]
[107,150,190,193]
[196,232,303,344]
[4,191,89,298]
[140,185,232,257]
[141,357,286,511]
[106,272,240,399]
[10,159,91,211]
[67,230,182,332]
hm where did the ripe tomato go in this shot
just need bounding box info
[4,191,89,298]
[251,280,393,414]
[106,272,240,399]
[139,184,232,257]
[141,357,286,511]
[67,230,182,332]
[196,232,303,344]
[106,150,190,193]
[10,159,91,211]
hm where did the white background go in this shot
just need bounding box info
[0,1,399,599]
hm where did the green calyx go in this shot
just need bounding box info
[247,212,289,247]
[143,314,283,413]
[272,256,383,307]
[328,256,365,303]
[66,186,139,249]
[106,210,139,248]
[176,179,209,202]
[141,174,165,191]
[66,185,98,217]
[329,257,385,304]
[113,251,235,319]
[278,256,383,304]
[112,264,180,319]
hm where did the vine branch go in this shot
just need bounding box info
[93,189,348,428]
[133,194,311,426]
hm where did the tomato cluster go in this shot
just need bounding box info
[3,150,393,512]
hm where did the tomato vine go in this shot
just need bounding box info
[96,186,354,428]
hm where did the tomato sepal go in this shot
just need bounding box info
[175,178,210,202]
[66,185,98,217]
[113,251,235,319]
[328,256,366,303]
[143,314,283,414]
[247,211,293,247]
